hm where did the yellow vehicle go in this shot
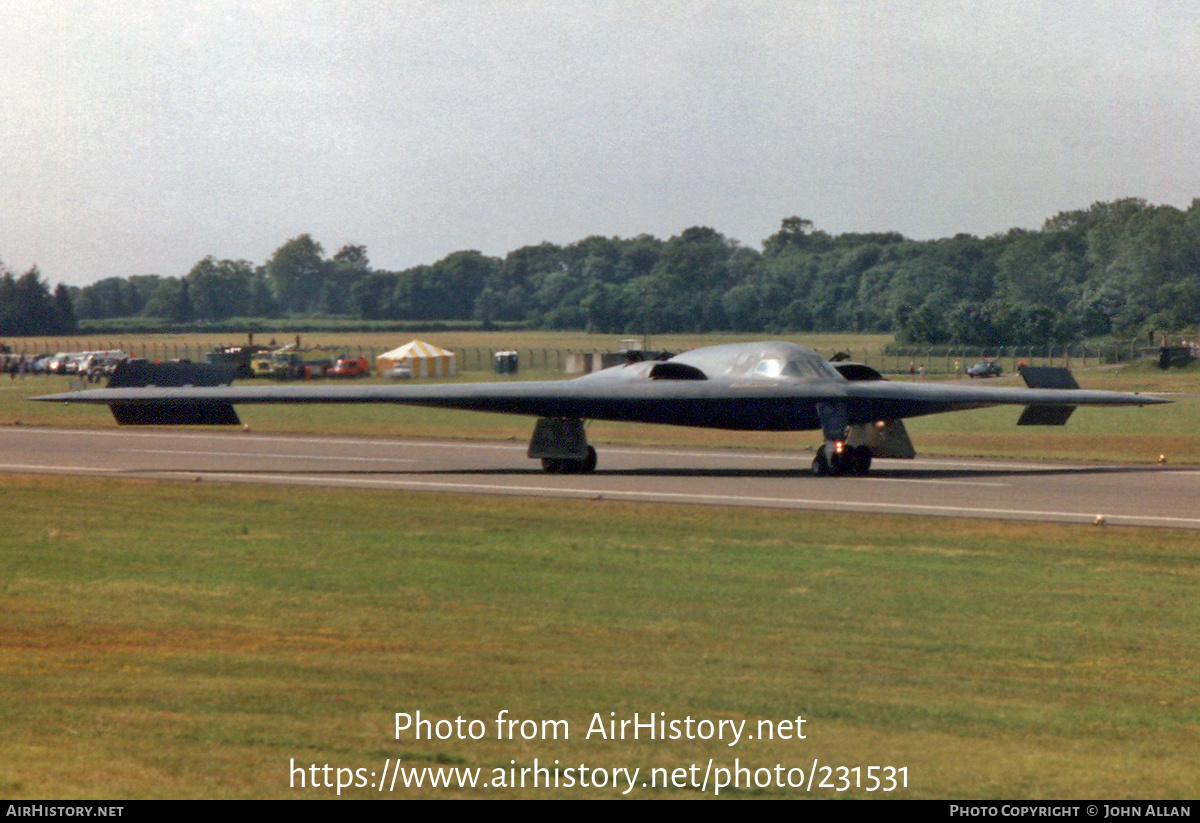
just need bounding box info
[250,353,274,378]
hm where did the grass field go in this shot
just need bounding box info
[3,328,1152,383]
[3,330,897,356]
[3,332,1198,798]
[1,474,1196,799]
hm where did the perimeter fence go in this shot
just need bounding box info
[0,337,1178,376]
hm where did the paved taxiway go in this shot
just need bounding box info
[3,426,1199,529]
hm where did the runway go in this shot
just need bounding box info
[3,426,1199,529]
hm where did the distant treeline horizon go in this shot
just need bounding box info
[5,197,1199,345]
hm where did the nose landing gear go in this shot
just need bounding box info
[811,443,872,476]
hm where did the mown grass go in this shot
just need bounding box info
[0,474,1196,798]
[2,330,896,362]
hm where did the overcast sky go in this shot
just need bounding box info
[2,1,1198,286]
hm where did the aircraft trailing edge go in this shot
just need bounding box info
[33,341,1168,477]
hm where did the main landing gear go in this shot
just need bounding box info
[811,443,872,477]
[812,401,877,477]
[541,446,598,474]
[529,418,598,474]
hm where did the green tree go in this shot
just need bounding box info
[0,266,61,335]
[266,235,327,314]
[762,216,815,255]
[52,283,78,334]
[184,257,254,321]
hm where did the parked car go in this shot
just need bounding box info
[385,363,414,380]
[329,355,370,378]
[967,360,1003,378]
[266,351,307,380]
[46,353,75,374]
[78,351,129,381]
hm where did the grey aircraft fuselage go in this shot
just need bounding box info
[33,341,1168,476]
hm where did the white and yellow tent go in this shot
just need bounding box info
[376,340,457,377]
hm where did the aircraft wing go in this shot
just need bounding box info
[32,362,1165,430]
[31,342,1169,476]
[33,372,830,429]
[839,379,1164,426]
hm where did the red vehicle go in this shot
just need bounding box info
[328,355,371,378]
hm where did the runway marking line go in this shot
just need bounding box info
[121,448,416,464]
[5,427,1075,470]
[151,470,1200,528]
[112,446,1007,485]
[6,427,1195,526]
[0,463,118,474]
[864,478,1008,488]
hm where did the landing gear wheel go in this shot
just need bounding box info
[811,451,831,476]
[542,447,597,474]
[829,450,851,476]
[849,445,872,476]
[813,446,869,477]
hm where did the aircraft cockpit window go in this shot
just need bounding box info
[808,360,842,379]
[755,359,784,378]
[785,360,822,379]
[755,358,828,379]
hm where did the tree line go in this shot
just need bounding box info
[0,265,77,336]
[9,197,1200,344]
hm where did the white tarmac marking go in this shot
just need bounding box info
[0,463,118,473]
[94,437,1014,485]
[155,470,1200,528]
[864,477,1009,488]
[116,443,1008,485]
[4,428,1075,470]
[121,448,416,464]
[903,458,1076,471]
[17,428,789,459]
[5,429,1196,527]
[8,427,504,450]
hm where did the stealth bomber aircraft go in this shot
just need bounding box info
[34,341,1168,476]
